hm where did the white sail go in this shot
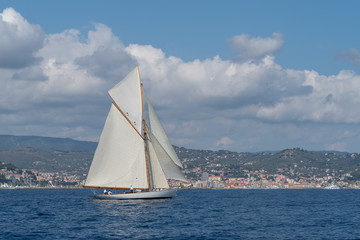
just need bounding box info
[85,104,148,189]
[148,141,170,189]
[85,66,186,194]
[149,131,186,181]
[147,98,183,168]
[108,67,143,134]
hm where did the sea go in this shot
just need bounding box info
[1,189,360,240]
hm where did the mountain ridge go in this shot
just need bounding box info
[0,135,97,151]
[0,134,355,154]
[1,135,360,184]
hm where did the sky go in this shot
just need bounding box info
[1,1,360,153]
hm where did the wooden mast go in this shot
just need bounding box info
[138,66,152,190]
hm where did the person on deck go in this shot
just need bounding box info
[130,185,134,193]
[103,189,107,195]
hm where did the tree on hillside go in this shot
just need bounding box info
[0,174,8,183]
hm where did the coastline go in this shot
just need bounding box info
[0,186,85,190]
[1,186,359,190]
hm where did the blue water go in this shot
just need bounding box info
[0,189,360,239]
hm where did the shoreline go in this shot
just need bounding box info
[1,186,359,190]
[0,187,85,190]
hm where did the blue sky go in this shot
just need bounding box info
[6,1,360,73]
[1,1,360,152]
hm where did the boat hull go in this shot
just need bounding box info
[93,189,176,200]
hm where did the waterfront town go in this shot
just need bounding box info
[1,143,360,189]
[1,160,360,189]
[1,134,360,189]
[0,162,81,188]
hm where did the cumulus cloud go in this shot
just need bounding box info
[126,41,360,126]
[335,48,360,66]
[12,66,47,81]
[256,70,360,124]
[76,47,137,82]
[0,14,125,140]
[326,142,347,152]
[1,8,360,152]
[229,32,283,60]
[214,137,234,149]
[0,8,44,68]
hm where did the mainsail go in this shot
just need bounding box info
[85,66,185,190]
[85,104,148,189]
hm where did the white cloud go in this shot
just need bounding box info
[326,142,347,152]
[214,137,234,149]
[229,32,283,60]
[0,8,44,68]
[1,8,360,152]
[256,70,360,124]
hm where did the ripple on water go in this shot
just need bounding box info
[0,189,360,239]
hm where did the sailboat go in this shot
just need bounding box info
[84,66,186,199]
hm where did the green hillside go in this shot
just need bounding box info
[1,135,360,183]
[0,147,93,179]
[0,135,97,151]
[176,147,360,181]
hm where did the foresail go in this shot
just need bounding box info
[149,131,186,181]
[108,67,143,134]
[148,141,169,189]
[85,104,148,189]
[147,98,183,168]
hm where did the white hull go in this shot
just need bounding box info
[324,184,340,189]
[93,189,176,200]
